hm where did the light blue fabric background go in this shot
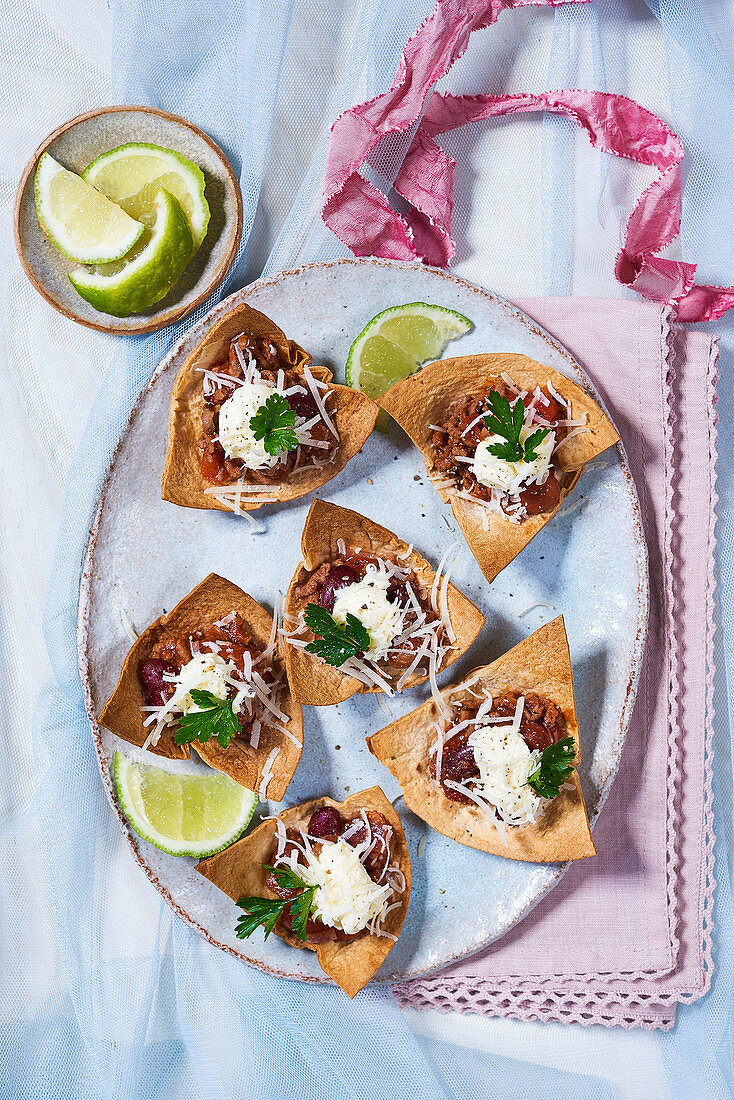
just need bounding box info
[4,0,733,1096]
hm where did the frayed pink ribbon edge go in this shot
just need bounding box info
[322,0,734,323]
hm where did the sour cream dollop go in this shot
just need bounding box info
[331,568,405,660]
[218,380,279,470]
[472,426,555,497]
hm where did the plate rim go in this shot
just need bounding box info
[77,256,650,984]
[13,104,243,335]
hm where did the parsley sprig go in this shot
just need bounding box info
[249,392,298,457]
[304,603,371,667]
[235,864,317,942]
[483,389,549,463]
[526,737,576,799]
[173,689,240,749]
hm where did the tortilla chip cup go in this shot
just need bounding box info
[161,302,378,514]
[367,616,596,862]
[379,352,620,584]
[196,785,411,997]
[282,498,486,706]
[99,573,302,800]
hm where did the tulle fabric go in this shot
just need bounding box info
[1,0,732,1096]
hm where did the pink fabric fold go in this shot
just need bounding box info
[393,297,718,1029]
[322,0,734,322]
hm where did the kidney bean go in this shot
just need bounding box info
[388,581,410,608]
[319,564,357,612]
[138,658,176,707]
[287,389,320,421]
[308,807,344,839]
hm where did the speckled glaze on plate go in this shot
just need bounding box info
[78,258,649,985]
[14,106,242,334]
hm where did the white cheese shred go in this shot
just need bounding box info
[258,747,280,800]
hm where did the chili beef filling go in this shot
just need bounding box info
[199,333,336,485]
[138,611,282,747]
[431,379,570,518]
[432,690,566,804]
[267,807,397,944]
[293,548,446,679]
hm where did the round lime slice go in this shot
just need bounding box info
[83,142,210,250]
[345,302,472,429]
[69,188,193,317]
[113,750,258,858]
[34,152,145,264]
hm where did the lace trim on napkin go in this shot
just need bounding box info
[392,317,720,1029]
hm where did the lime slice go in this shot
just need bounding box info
[34,152,145,264]
[113,750,258,857]
[345,302,473,404]
[69,188,193,316]
[83,142,210,250]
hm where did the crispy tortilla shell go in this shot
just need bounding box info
[98,573,302,800]
[283,498,486,706]
[367,616,596,862]
[161,302,378,512]
[379,352,620,583]
[196,785,411,997]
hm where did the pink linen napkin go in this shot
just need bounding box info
[393,298,719,1030]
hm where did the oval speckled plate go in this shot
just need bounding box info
[14,105,242,334]
[78,258,648,984]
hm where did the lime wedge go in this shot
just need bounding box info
[113,750,258,857]
[83,142,210,250]
[69,188,193,316]
[34,152,145,264]
[345,302,473,404]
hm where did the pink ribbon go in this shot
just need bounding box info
[322,0,734,323]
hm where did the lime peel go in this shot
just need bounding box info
[69,188,193,317]
[113,750,258,858]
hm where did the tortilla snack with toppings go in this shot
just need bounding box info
[379,352,620,583]
[162,303,378,519]
[99,573,302,800]
[367,616,595,862]
[282,499,486,706]
[197,785,411,997]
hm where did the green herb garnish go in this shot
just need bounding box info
[235,864,317,942]
[173,689,240,749]
[526,737,576,799]
[483,389,550,463]
[249,392,298,457]
[304,603,371,668]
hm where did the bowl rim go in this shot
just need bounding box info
[13,103,243,335]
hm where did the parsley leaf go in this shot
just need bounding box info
[173,688,240,749]
[304,603,371,667]
[483,388,550,463]
[288,886,318,941]
[526,737,576,799]
[235,895,291,940]
[235,864,317,942]
[261,864,309,891]
[522,427,550,462]
[249,392,298,457]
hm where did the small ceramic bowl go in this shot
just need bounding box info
[13,105,243,335]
